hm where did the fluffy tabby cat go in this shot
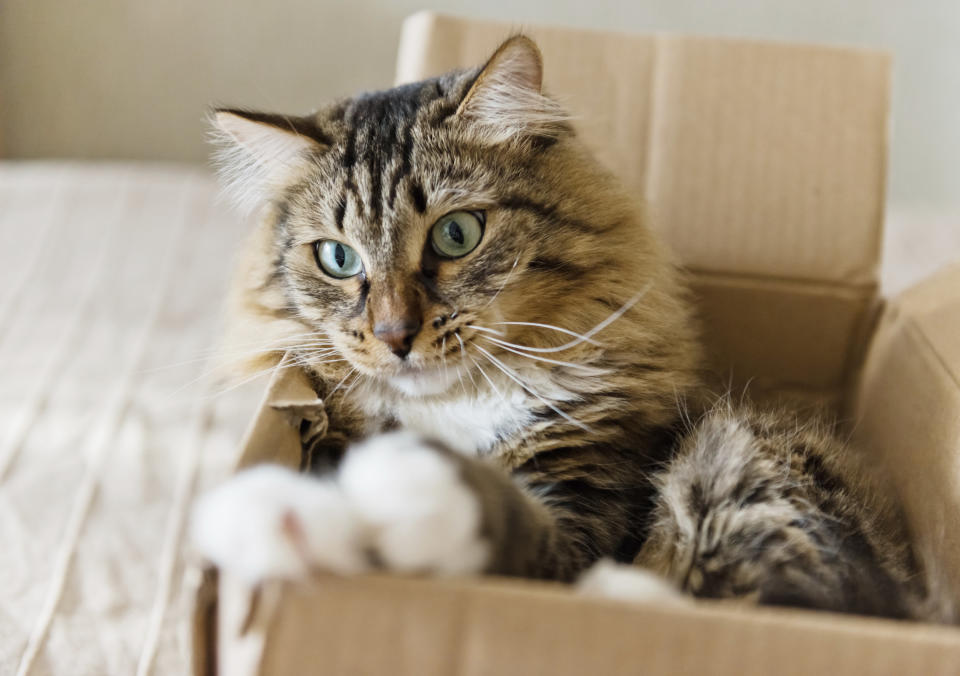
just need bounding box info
[193,36,950,621]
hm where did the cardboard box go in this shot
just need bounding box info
[192,13,960,675]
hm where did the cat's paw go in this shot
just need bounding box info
[191,465,369,583]
[191,432,489,583]
[578,560,689,605]
[340,431,489,575]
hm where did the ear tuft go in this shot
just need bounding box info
[209,109,326,213]
[456,35,570,143]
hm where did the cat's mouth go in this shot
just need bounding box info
[386,362,465,397]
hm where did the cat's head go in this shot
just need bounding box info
[213,36,658,397]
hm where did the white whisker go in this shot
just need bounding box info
[464,350,506,405]
[342,371,363,398]
[192,331,332,356]
[143,339,333,374]
[175,343,336,389]
[476,336,605,372]
[454,333,480,390]
[473,344,591,432]
[327,367,358,397]
[194,358,308,402]
[486,322,600,345]
[489,284,652,354]
[455,359,468,397]
[440,335,449,380]
[480,255,520,311]
[470,325,507,338]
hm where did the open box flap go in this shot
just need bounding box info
[854,263,960,606]
[192,356,321,676]
[235,354,323,471]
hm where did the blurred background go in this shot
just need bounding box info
[1,0,958,217]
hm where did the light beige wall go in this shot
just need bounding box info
[1,0,957,210]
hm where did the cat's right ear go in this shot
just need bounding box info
[210,109,328,212]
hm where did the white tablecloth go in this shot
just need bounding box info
[0,160,957,675]
[0,162,264,676]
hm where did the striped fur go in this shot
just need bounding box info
[208,36,948,620]
[635,402,942,619]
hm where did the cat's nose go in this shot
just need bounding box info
[373,319,421,359]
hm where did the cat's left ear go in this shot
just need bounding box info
[210,109,328,212]
[456,35,570,143]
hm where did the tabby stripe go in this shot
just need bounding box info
[387,120,416,210]
[368,145,383,221]
[351,280,369,317]
[341,125,357,169]
[267,254,285,285]
[334,198,346,231]
[409,182,428,214]
[428,100,457,127]
[798,450,848,497]
[526,256,588,280]
[499,196,595,234]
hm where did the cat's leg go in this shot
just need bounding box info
[192,430,645,584]
[191,465,369,582]
[578,559,688,604]
[193,431,544,582]
[626,409,923,619]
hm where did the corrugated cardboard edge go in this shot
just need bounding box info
[854,263,960,610]
[234,354,323,471]
[191,356,321,676]
[190,566,218,676]
[255,574,960,676]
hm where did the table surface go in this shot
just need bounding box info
[0,160,956,676]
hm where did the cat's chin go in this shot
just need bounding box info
[387,364,463,397]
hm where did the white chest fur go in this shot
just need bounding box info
[392,384,533,455]
[352,359,577,456]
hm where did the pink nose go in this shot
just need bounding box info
[373,319,421,359]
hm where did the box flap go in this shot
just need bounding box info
[397,11,889,287]
[691,272,878,398]
[854,263,960,607]
[235,354,323,471]
[247,574,960,676]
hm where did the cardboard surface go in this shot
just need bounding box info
[191,13,960,676]
[247,575,960,676]
[689,271,879,398]
[854,263,960,606]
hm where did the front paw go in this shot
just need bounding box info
[191,432,489,583]
[191,465,369,583]
[341,432,489,575]
[578,560,688,605]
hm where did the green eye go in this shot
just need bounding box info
[430,211,484,259]
[315,240,363,278]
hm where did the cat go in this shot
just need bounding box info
[192,35,950,622]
